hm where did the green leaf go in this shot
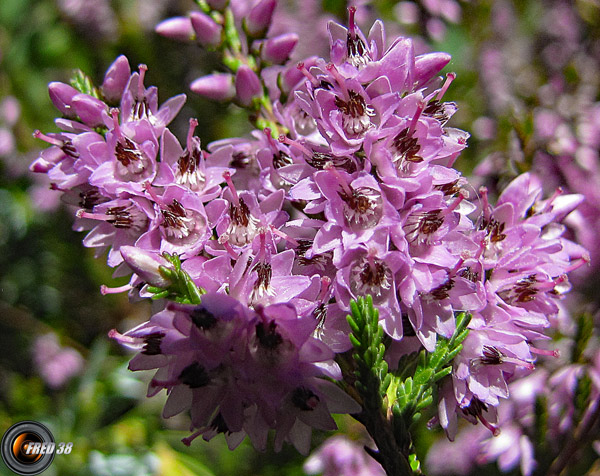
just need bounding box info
[70,69,101,98]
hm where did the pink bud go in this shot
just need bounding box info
[235,66,262,106]
[155,16,195,42]
[245,0,276,37]
[414,52,452,87]
[190,12,222,47]
[120,246,174,288]
[72,94,108,128]
[48,82,80,117]
[263,33,298,64]
[190,73,235,101]
[102,55,131,103]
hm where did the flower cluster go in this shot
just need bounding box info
[31,0,587,456]
[428,342,600,476]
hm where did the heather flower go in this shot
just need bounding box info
[155,17,195,42]
[30,2,592,468]
[76,196,151,267]
[120,245,174,288]
[120,65,186,133]
[101,55,132,104]
[190,73,236,101]
[110,293,356,451]
[190,12,222,48]
[137,184,211,259]
[154,119,231,199]
[33,333,84,389]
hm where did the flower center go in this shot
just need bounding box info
[250,261,274,303]
[161,199,203,244]
[392,127,423,173]
[350,256,392,300]
[291,386,320,411]
[404,209,445,244]
[179,362,210,388]
[190,307,218,330]
[339,186,383,229]
[334,90,374,135]
[142,332,165,355]
[106,204,148,233]
[227,197,259,246]
[115,137,147,174]
[346,33,370,68]
[176,141,206,192]
[256,321,283,350]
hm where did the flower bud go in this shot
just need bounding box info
[263,33,298,64]
[414,52,452,87]
[190,12,222,47]
[120,246,174,288]
[245,0,276,38]
[155,17,195,42]
[190,73,235,101]
[72,94,108,128]
[101,55,131,103]
[48,82,80,117]
[235,66,262,106]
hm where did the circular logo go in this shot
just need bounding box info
[1,422,55,475]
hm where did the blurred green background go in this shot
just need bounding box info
[1,0,598,475]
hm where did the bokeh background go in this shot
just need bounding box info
[1,0,599,475]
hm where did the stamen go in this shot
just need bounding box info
[408,100,426,136]
[223,171,240,207]
[326,63,349,96]
[325,162,353,196]
[441,192,466,216]
[100,283,133,295]
[33,130,63,147]
[348,6,357,38]
[111,108,122,137]
[143,182,165,206]
[529,345,560,358]
[479,187,491,221]
[279,135,313,157]
[182,430,203,447]
[501,356,535,370]
[318,276,331,302]
[539,187,563,214]
[269,224,300,247]
[76,210,112,221]
[565,254,590,273]
[436,72,456,102]
[296,62,319,87]
[218,234,241,259]
[108,328,137,344]
[137,64,148,98]
[479,414,501,437]
[187,118,199,151]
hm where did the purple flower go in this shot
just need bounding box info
[33,333,84,389]
[190,73,236,101]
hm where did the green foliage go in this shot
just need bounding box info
[346,296,471,475]
[572,313,594,364]
[146,253,205,304]
[390,312,470,428]
[70,69,101,99]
